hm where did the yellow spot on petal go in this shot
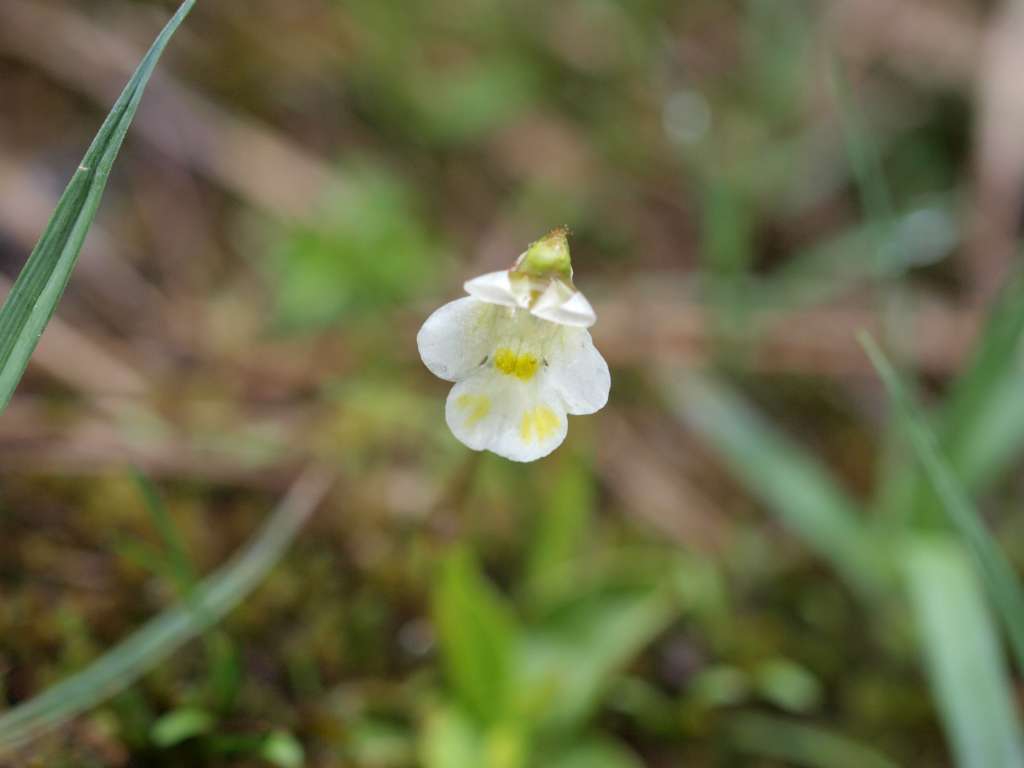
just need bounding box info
[494,347,539,381]
[519,406,560,442]
[456,394,491,426]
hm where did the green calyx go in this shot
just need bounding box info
[514,227,573,280]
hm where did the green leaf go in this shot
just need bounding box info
[521,585,675,733]
[728,713,899,768]
[763,201,955,310]
[131,470,242,711]
[523,460,594,610]
[861,334,1024,674]
[433,548,518,724]
[828,56,895,234]
[0,0,196,412]
[0,468,332,754]
[547,737,644,768]
[932,270,1024,491]
[903,537,1024,768]
[150,707,215,748]
[664,373,884,597]
[753,658,822,714]
[261,730,306,768]
[701,178,755,335]
[265,159,444,330]
[877,272,1024,526]
[419,706,484,768]
[131,469,198,595]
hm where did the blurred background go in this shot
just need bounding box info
[2,0,1023,765]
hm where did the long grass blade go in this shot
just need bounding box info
[861,333,1024,674]
[663,372,885,597]
[728,712,899,768]
[0,467,333,754]
[933,270,1024,491]
[131,468,198,595]
[904,537,1024,768]
[0,0,196,412]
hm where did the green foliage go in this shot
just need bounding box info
[433,547,519,724]
[261,730,306,768]
[667,373,886,597]
[10,0,1024,764]
[0,469,331,754]
[151,707,215,748]
[546,738,644,768]
[752,658,822,714]
[862,334,1024,675]
[520,585,675,734]
[130,471,242,711]
[764,199,957,309]
[424,529,676,768]
[341,1,541,145]
[522,459,594,609]
[904,538,1024,768]
[420,706,486,768]
[728,713,899,768]
[266,160,444,329]
[932,271,1024,492]
[0,0,195,412]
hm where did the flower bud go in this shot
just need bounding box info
[514,226,573,280]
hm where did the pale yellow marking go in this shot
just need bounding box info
[519,405,560,442]
[494,347,539,381]
[456,394,491,426]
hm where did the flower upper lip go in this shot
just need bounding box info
[463,269,596,328]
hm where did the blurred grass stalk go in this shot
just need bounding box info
[663,371,888,598]
[861,333,1024,766]
[131,470,243,712]
[860,333,1024,674]
[0,0,195,411]
[728,712,898,768]
[904,538,1024,768]
[0,466,333,754]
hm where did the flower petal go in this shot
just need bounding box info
[417,297,506,382]
[530,281,596,327]
[463,270,528,308]
[445,372,568,462]
[546,327,610,415]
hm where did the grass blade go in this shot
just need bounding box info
[933,270,1024,491]
[0,467,333,754]
[861,333,1024,674]
[0,0,196,412]
[131,469,243,712]
[131,468,198,595]
[728,713,899,768]
[433,547,518,724]
[663,372,885,597]
[904,537,1024,768]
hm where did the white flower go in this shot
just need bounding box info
[417,228,610,462]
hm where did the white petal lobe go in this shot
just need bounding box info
[463,270,525,308]
[445,372,568,462]
[547,328,610,415]
[417,297,504,382]
[530,281,597,327]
